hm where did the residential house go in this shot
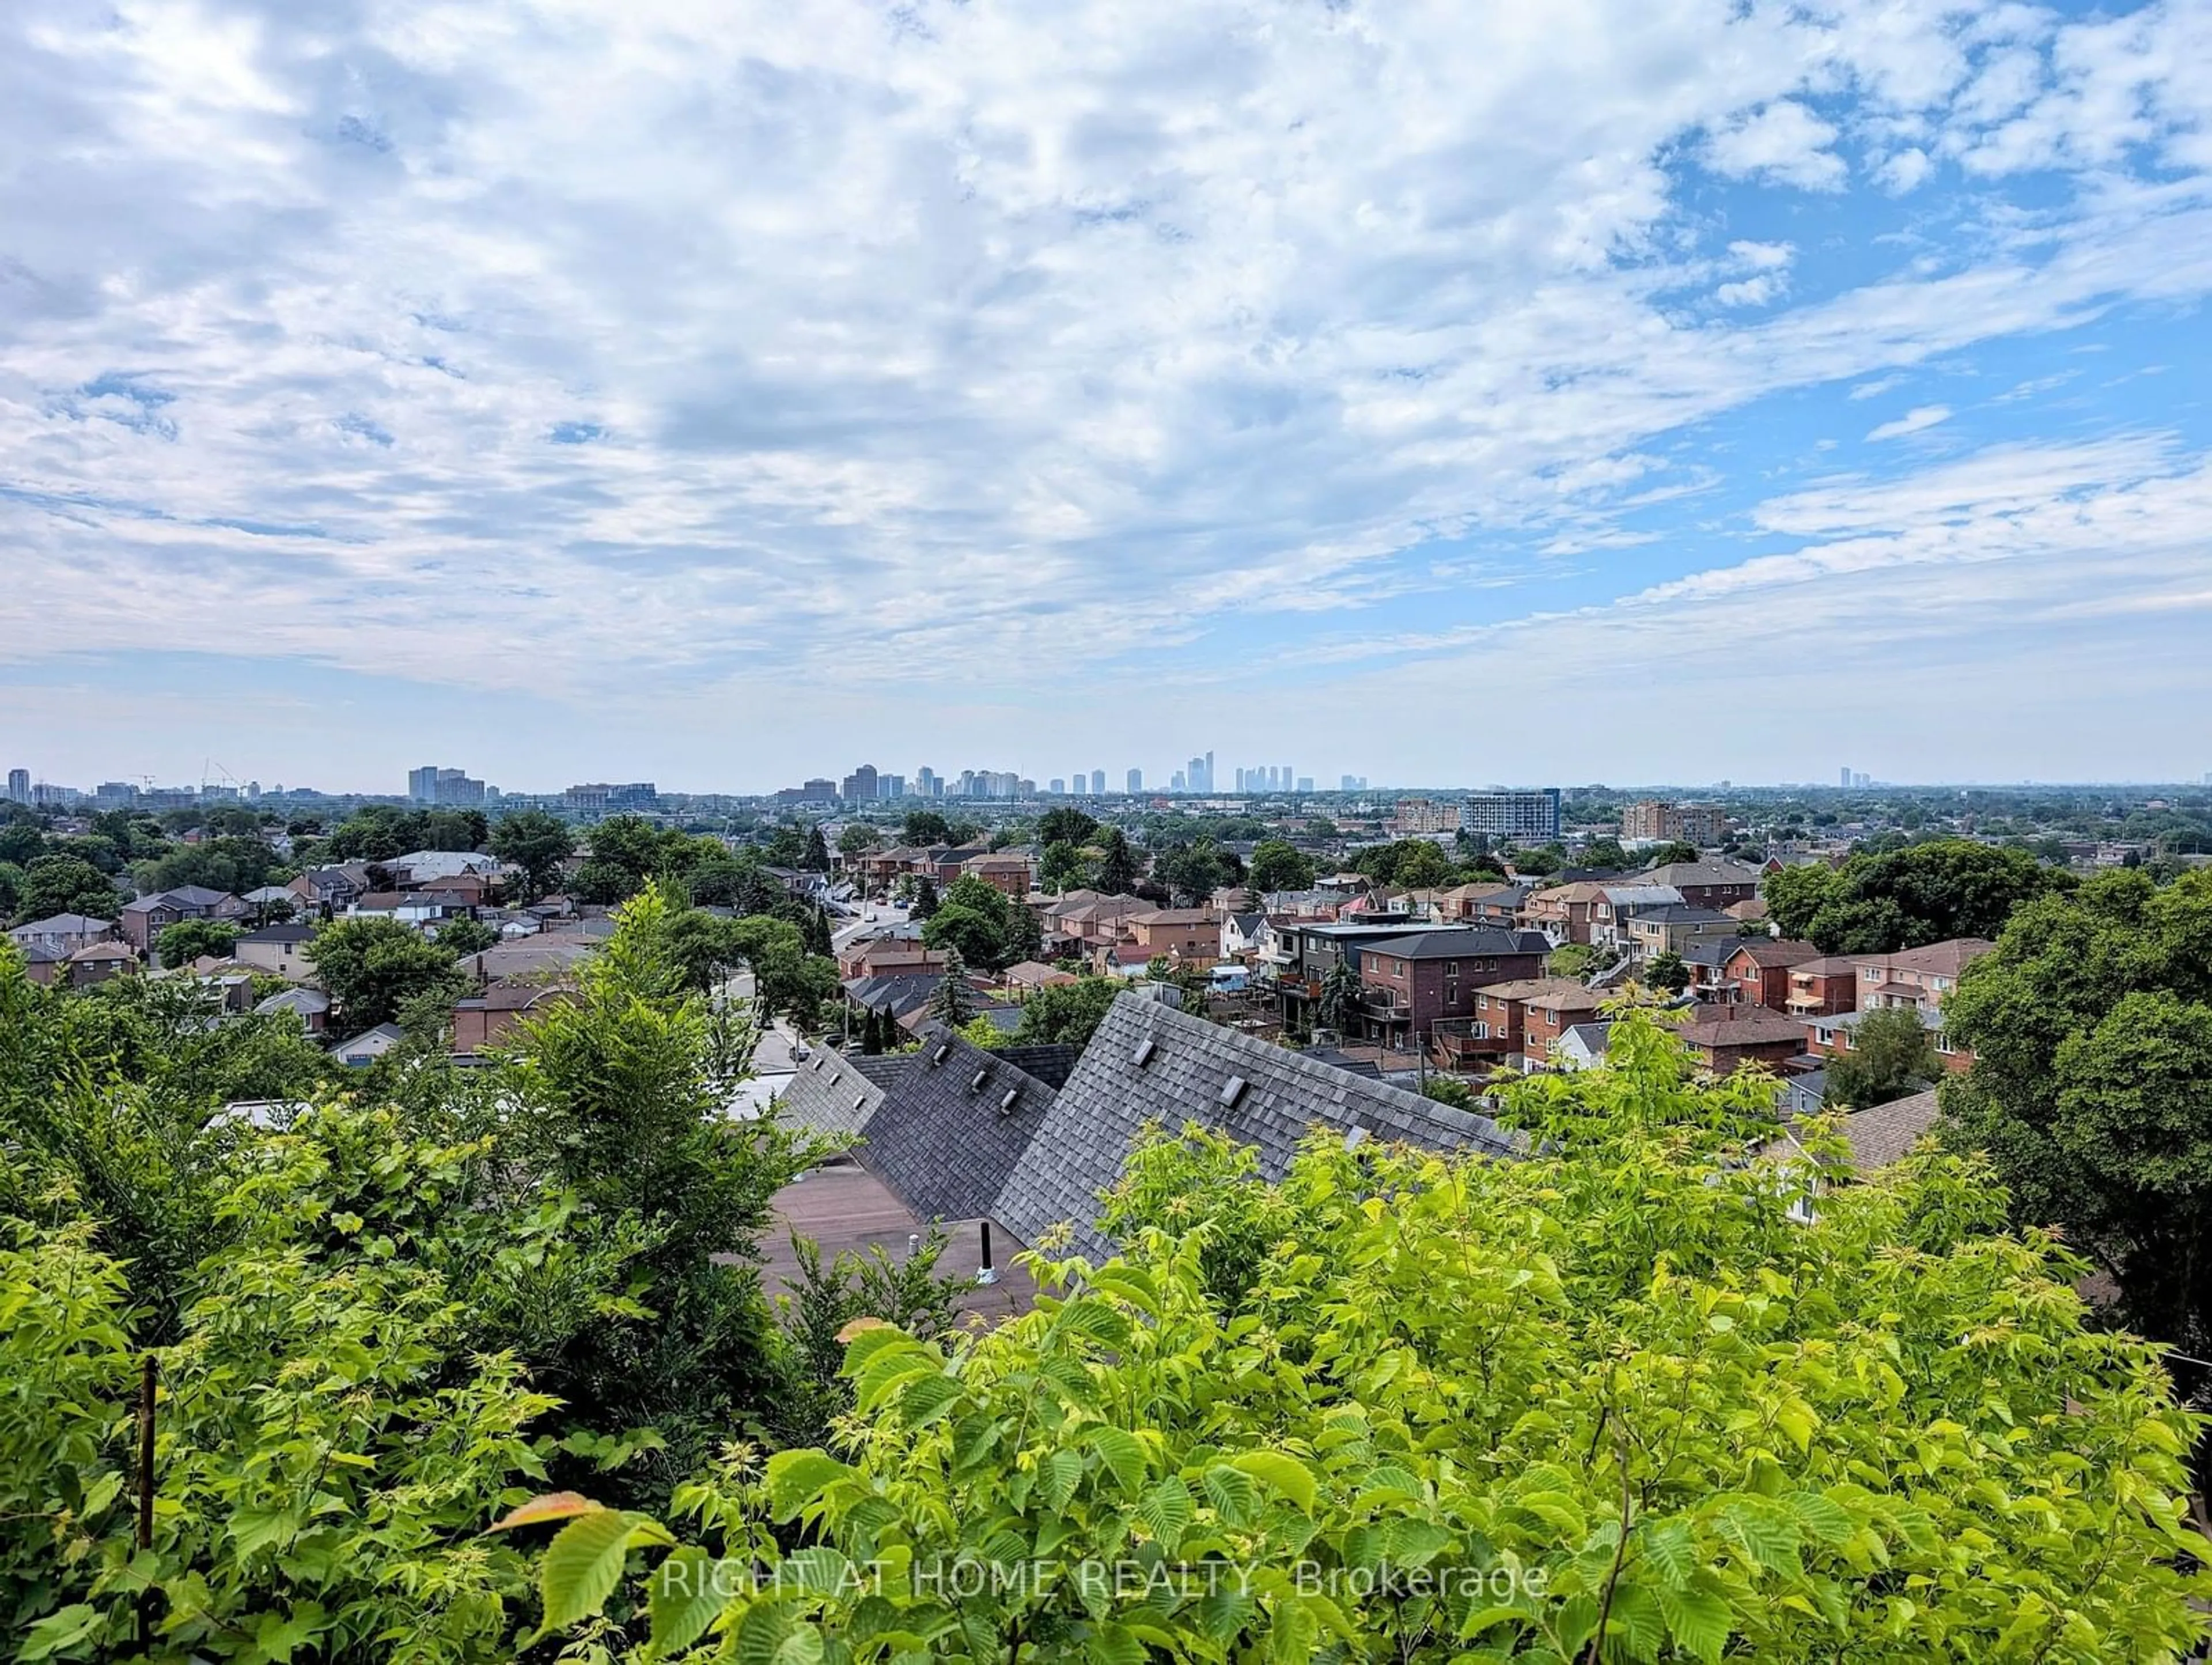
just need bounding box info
[347,891,474,925]
[1782,956,1860,1019]
[961,852,1034,898]
[1634,860,1765,910]
[1805,939,1993,1072]
[1713,939,1823,1009]
[1435,880,1533,928]
[1351,928,1554,1049]
[1270,918,1423,1033]
[233,922,316,981]
[450,983,579,1055]
[837,931,949,981]
[1219,911,1269,963]
[783,992,1513,1265]
[1119,909,1219,967]
[1589,883,1684,947]
[389,850,500,888]
[15,941,66,986]
[459,937,597,983]
[332,1024,406,1067]
[118,886,243,953]
[67,941,140,988]
[1003,960,1080,996]
[1623,905,1741,960]
[1463,977,1604,1069]
[1676,1007,1811,1077]
[1520,982,1612,1066]
[255,986,332,1035]
[1524,881,1610,945]
[1554,1021,1615,1071]
[1047,895,1149,955]
[8,913,118,955]
[289,866,370,911]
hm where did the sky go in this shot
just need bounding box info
[3,0,2210,795]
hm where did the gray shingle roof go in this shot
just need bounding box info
[993,991,1517,1261]
[858,1028,1063,1227]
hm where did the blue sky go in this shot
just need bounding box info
[3,0,2210,793]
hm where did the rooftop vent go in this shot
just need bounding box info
[971,1068,991,1092]
[854,1095,867,1112]
[998,1087,1020,1115]
[1131,1038,1156,1068]
[931,1043,952,1065]
[1218,1075,1249,1108]
[1343,1125,1369,1151]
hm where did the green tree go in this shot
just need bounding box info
[1939,868,2212,1357]
[1645,838,1702,867]
[838,822,882,858]
[307,917,466,1031]
[1580,836,1630,870]
[1094,827,1139,896]
[1039,839,1090,894]
[1823,1004,1938,1111]
[1317,955,1363,1035]
[1646,948,1690,993]
[802,825,831,872]
[1247,837,1316,896]
[0,818,47,867]
[926,949,976,1027]
[1766,839,2069,955]
[664,909,749,993]
[135,835,281,897]
[1009,975,1120,1048]
[1155,837,1238,906]
[154,918,239,967]
[910,874,940,919]
[489,884,817,1484]
[20,855,122,922]
[434,915,500,958]
[1035,806,1099,849]
[527,1011,2212,1662]
[490,809,575,900]
[903,808,952,845]
[1549,942,1596,979]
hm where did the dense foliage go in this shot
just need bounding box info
[1763,841,2070,955]
[0,887,877,1662]
[1938,866,2212,1357]
[528,1013,2211,1661]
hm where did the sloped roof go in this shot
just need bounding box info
[855,1027,1065,1226]
[774,1046,906,1142]
[1358,928,1551,960]
[1726,937,1821,968]
[1638,861,1765,887]
[1677,1009,1808,1048]
[1835,1088,1942,1167]
[10,913,113,936]
[994,991,1517,1261]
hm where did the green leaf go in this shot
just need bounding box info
[1039,1447,1084,1511]
[1603,1580,1668,1663]
[18,1605,100,1662]
[1656,1583,1733,1663]
[1086,1425,1148,1496]
[766,1450,854,1521]
[1227,1451,1317,1515]
[1138,1476,1194,1544]
[1202,1464,1258,1524]
[778,1546,855,1596]
[648,1545,729,1656]
[540,1508,660,1633]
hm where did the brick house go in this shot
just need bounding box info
[119,886,244,953]
[1635,860,1765,910]
[1121,909,1219,966]
[837,932,949,981]
[67,941,140,988]
[1351,928,1552,1049]
[1677,1008,1812,1077]
[1816,939,1994,1071]
[1782,956,1859,1019]
[450,983,579,1055]
[1435,880,1531,927]
[1463,977,1605,1067]
[961,852,1034,898]
[1714,939,1823,1009]
[1524,882,1610,945]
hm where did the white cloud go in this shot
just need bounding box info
[0,0,2206,782]
[1865,404,1953,440]
[1875,146,1935,192]
[1704,101,1848,191]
